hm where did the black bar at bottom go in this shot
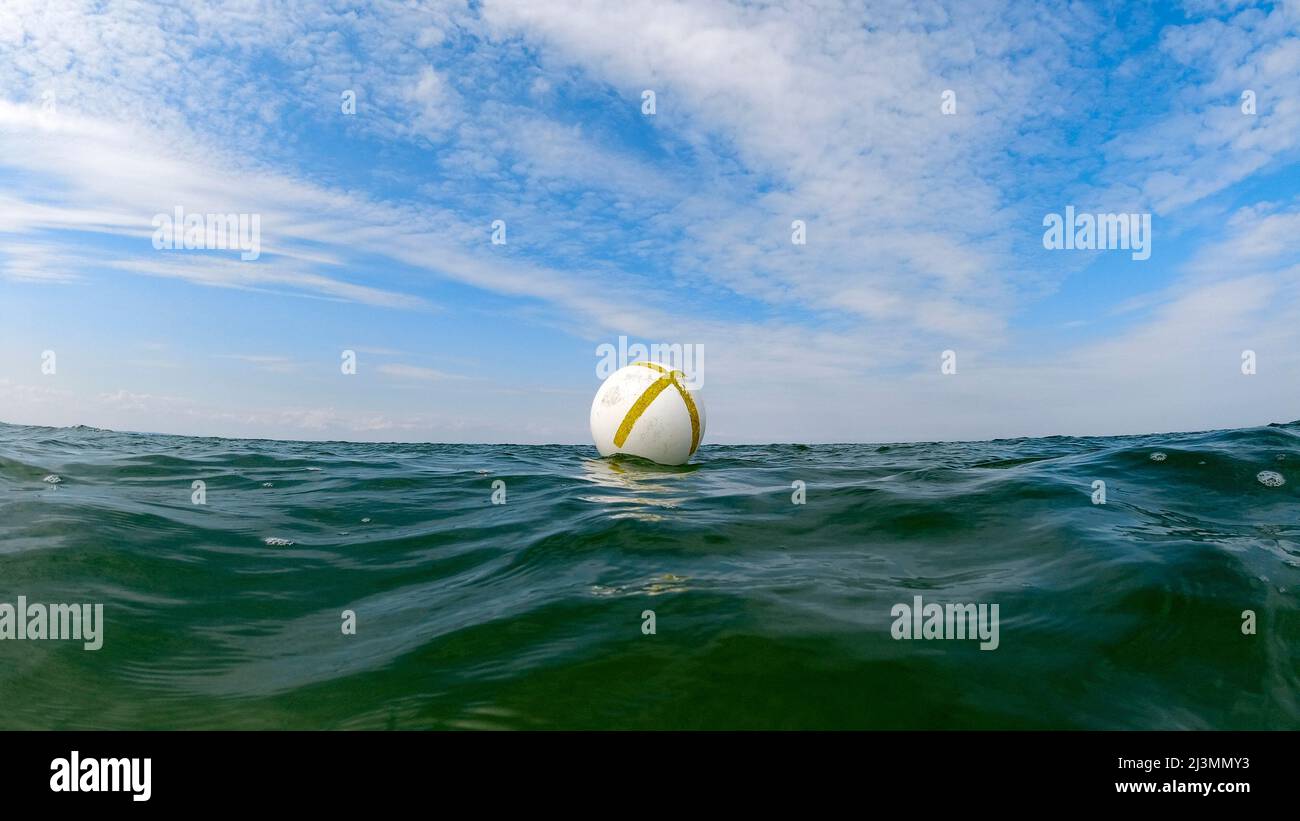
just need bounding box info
[2,730,1286,807]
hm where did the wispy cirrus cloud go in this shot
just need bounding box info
[377,363,470,382]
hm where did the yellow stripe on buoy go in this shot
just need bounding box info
[612,362,701,455]
[612,373,673,448]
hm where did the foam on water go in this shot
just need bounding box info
[1257,470,1286,487]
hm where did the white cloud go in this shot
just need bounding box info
[377,363,468,382]
[0,242,82,283]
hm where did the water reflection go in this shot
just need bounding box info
[577,454,697,518]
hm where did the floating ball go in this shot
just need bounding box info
[590,362,705,465]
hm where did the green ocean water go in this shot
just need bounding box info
[0,419,1297,730]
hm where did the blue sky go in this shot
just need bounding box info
[1,0,1299,443]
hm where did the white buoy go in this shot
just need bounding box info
[590,362,706,465]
